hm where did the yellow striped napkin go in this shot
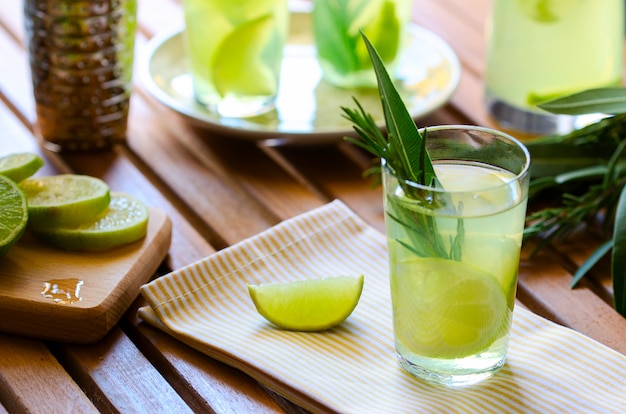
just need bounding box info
[139,200,626,413]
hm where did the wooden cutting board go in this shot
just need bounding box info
[0,207,171,343]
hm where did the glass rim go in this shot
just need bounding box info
[382,125,531,194]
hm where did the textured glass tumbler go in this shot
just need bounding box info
[24,0,137,151]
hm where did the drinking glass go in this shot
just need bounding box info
[383,125,530,386]
[181,0,289,118]
[312,0,412,89]
[484,0,624,135]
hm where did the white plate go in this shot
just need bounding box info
[140,11,461,144]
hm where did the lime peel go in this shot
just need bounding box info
[20,174,111,230]
[248,275,364,331]
[0,152,44,183]
[32,192,149,251]
[0,175,29,257]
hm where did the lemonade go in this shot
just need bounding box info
[382,126,530,385]
[312,0,412,88]
[181,0,289,117]
[485,0,623,134]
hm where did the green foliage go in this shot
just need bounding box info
[341,33,462,260]
[528,87,626,317]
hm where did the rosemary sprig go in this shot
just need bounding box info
[527,87,626,316]
[341,33,462,260]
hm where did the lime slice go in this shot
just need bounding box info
[0,175,28,257]
[20,174,110,230]
[0,152,44,183]
[33,192,149,251]
[356,0,401,66]
[212,13,278,97]
[248,275,364,331]
[393,258,510,359]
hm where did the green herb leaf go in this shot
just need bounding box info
[538,87,626,115]
[612,186,626,316]
[359,32,436,186]
[571,240,612,288]
[342,33,462,261]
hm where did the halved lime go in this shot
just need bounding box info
[248,275,364,331]
[33,192,149,251]
[0,175,28,257]
[20,174,110,230]
[0,152,44,183]
[393,258,510,359]
[212,13,278,97]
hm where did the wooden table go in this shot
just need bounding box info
[1,0,625,412]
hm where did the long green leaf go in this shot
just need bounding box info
[571,240,612,288]
[538,87,626,115]
[612,185,626,315]
[360,32,436,186]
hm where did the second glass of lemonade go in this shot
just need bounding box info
[484,0,623,135]
[312,0,412,89]
[181,0,289,118]
[383,126,530,386]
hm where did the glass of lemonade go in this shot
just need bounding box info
[181,0,289,118]
[383,125,530,386]
[312,0,412,89]
[484,0,624,135]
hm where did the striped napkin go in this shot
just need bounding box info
[139,200,626,413]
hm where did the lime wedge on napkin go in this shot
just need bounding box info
[248,275,364,331]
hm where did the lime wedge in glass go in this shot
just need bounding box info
[20,174,110,229]
[0,175,28,257]
[248,275,364,331]
[33,192,149,251]
[393,258,510,359]
[0,152,44,183]
[356,0,401,65]
[211,13,278,97]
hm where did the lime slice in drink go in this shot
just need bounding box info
[0,175,28,257]
[33,192,149,251]
[211,14,278,97]
[20,174,110,230]
[393,258,509,359]
[356,0,401,65]
[0,152,44,183]
[248,275,364,331]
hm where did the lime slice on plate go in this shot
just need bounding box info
[0,152,44,183]
[248,275,364,331]
[212,13,278,97]
[0,175,28,257]
[20,174,110,229]
[33,192,149,251]
[393,258,510,359]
